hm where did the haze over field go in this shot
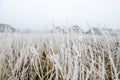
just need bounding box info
[0,0,120,31]
[0,1,120,80]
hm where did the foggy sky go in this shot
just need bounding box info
[0,0,120,31]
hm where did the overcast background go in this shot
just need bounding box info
[0,0,120,31]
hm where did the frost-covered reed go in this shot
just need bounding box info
[0,33,120,80]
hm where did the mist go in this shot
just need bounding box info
[0,0,120,31]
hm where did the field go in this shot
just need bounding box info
[0,33,120,80]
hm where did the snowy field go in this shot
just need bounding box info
[0,33,120,80]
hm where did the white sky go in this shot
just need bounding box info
[0,0,120,31]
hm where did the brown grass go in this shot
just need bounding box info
[0,33,120,80]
